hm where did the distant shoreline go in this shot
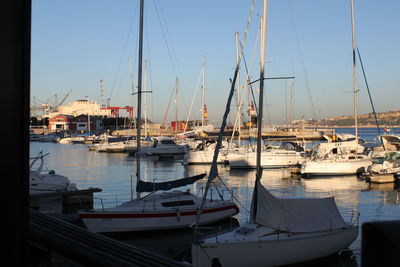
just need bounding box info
[296,125,400,129]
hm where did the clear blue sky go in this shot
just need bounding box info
[31,0,400,125]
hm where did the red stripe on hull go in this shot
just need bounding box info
[80,204,239,219]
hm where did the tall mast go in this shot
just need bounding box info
[351,0,358,138]
[128,57,135,128]
[256,0,268,181]
[144,59,148,138]
[201,56,206,131]
[235,32,241,147]
[136,0,144,199]
[175,77,179,136]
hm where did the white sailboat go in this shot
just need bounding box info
[301,0,372,177]
[184,139,231,165]
[79,0,238,233]
[227,142,306,169]
[192,1,358,265]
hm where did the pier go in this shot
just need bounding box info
[29,209,187,266]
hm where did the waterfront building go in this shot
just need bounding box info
[47,99,111,118]
[48,114,104,132]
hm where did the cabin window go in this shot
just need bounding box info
[332,148,338,154]
[160,140,176,145]
[161,200,195,207]
[349,156,356,160]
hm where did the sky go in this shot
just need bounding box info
[31,0,400,125]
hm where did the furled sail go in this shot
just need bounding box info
[136,173,206,193]
[251,180,347,233]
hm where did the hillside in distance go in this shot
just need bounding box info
[294,110,400,127]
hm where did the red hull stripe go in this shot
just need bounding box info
[80,204,239,219]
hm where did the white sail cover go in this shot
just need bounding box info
[252,181,347,232]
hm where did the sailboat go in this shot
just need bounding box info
[78,0,238,233]
[183,57,234,164]
[227,143,306,169]
[301,0,372,177]
[192,1,358,265]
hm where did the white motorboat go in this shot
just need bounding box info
[314,134,366,156]
[361,152,400,183]
[79,2,238,233]
[138,136,188,157]
[301,153,372,176]
[30,152,77,194]
[371,135,400,157]
[192,2,358,265]
[228,142,306,169]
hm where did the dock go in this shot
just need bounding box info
[29,209,187,266]
[30,188,102,215]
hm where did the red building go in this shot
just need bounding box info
[48,114,104,132]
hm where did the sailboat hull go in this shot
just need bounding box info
[79,202,238,233]
[301,159,372,176]
[185,150,227,164]
[191,225,358,267]
[228,150,305,169]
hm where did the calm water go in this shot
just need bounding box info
[30,128,400,265]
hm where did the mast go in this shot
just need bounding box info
[351,0,358,138]
[201,56,206,131]
[252,0,268,222]
[128,57,135,129]
[235,32,241,146]
[194,0,256,229]
[256,0,268,181]
[144,59,148,138]
[175,77,179,136]
[136,0,144,199]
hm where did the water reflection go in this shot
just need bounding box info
[30,141,400,265]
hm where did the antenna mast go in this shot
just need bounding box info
[100,79,106,108]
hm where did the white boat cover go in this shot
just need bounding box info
[251,180,347,233]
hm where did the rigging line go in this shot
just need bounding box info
[160,81,176,133]
[356,47,385,149]
[108,2,140,100]
[152,0,178,76]
[287,0,317,124]
[153,0,189,116]
[216,175,250,213]
[240,35,272,128]
[195,0,255,230]
[183,63,203,132]
[240,27,260,116]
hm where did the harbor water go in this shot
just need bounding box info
[30,127,400,265]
